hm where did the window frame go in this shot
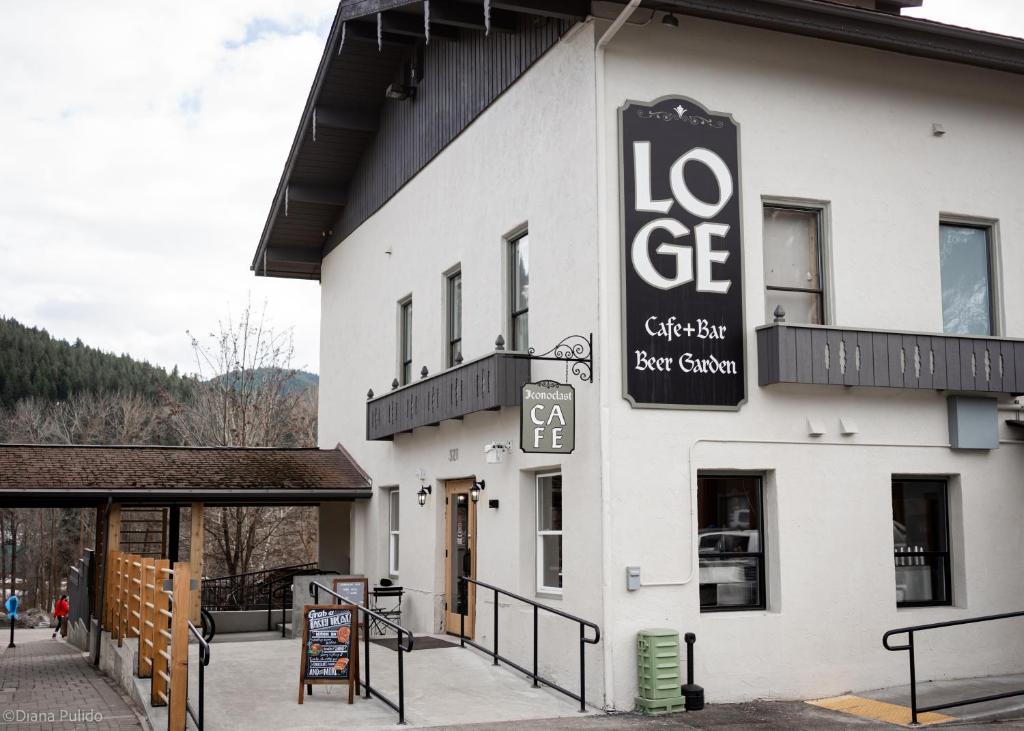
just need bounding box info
[508,231,529,352]
[535,471,563,596]
[388,488,400,578]
[938,218,999,337]
[398,296,413,386]
[762,201,828,326]
[445,268,462,368]
[892,477,952,609]
[697,473,767,613]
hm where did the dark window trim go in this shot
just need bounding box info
[892,477,953,609]
[399,297,413,386]
[698,473,767,613]
[939,220,996,338]
[508,231,529,350]
[446,269,462,368]
[763,204,825,325]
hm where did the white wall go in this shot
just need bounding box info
[599,15,1024,707]
[319,22,606,701]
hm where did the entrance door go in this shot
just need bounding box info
[444,479,477,637]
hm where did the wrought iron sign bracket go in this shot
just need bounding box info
[497,333,593,383]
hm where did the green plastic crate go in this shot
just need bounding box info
[636,629,683,702]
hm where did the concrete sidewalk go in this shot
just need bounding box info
[196,633,597,730]
[0,628,145,730]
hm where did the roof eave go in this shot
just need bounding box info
[650,0,1024,76]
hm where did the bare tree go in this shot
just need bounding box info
[171,302,318,578]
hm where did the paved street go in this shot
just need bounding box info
[0,628,144,730]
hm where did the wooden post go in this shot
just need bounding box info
[168,561,190,731]
[190,503,204,624]
[151,560,171,708]
[137,558,156,678]
[131,558,143,639]
[105,550,119,631]
[104,504,122,630]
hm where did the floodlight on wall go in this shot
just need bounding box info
[484,442,510,465]
[385,82,416,100]
[417,485,432,507]
[470,480,486,503]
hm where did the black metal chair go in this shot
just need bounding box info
[369,581,403,636]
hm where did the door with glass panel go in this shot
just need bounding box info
[444,479,477,637]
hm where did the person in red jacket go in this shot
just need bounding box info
[52,594,69,639]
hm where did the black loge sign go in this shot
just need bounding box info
[620,96,745,409]
[298,604,357,705]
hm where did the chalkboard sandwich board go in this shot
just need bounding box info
[298,604,358,704]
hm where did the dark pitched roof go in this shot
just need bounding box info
[0,444,373,507]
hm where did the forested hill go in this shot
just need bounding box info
[0,316,194,408]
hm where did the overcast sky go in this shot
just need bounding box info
[0,2,1020,377]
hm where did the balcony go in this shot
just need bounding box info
[756,323,1024,395]
[366,352,531,441]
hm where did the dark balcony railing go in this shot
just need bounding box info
[366,351,531,441]
[757,323,1024,395]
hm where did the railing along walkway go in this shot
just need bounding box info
[883,609,1024,725]
[309,580,415,724]
[458,576,601,712]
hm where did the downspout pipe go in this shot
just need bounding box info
[595,0,643,712]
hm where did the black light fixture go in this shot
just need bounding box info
[662,12,679,28]
[385,82,416,100]
[417,485,432,507]
[470,480,486,503]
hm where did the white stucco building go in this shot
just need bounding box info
[254,0,1024,711]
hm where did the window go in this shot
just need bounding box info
[446,270,462,367]
[509,232,529,351]
[763,205,824,324]
[398,298,412,385]
[892,479,951,607]
[389,489,400,577]
[697,475,765,611]
[940,223,994,336]
[536,473,562,593]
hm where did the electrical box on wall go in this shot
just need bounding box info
[948,396,997,450]
[626,566,641,591]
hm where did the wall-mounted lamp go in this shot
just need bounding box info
[470,480,486,503]
[417,485,432,507]
[385,82,416,100]
[662,12,679,28]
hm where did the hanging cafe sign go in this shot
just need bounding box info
[520,381,575,454]
[619,95,746,409]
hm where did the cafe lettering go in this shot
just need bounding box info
[620,95,746,409]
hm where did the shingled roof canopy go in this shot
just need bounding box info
[0,444,373,507]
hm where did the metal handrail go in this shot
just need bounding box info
[459,576,601,712]
[186,619,212,730]
[883,609,1024,724]
[309,580,415,724]
[202,563,318,612]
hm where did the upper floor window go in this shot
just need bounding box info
[509,232,529,351]
[940,223,994,336]
[763,205,824,325]
[892,478,951,607]
[398,297,413,385]
[446,270,462,367]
